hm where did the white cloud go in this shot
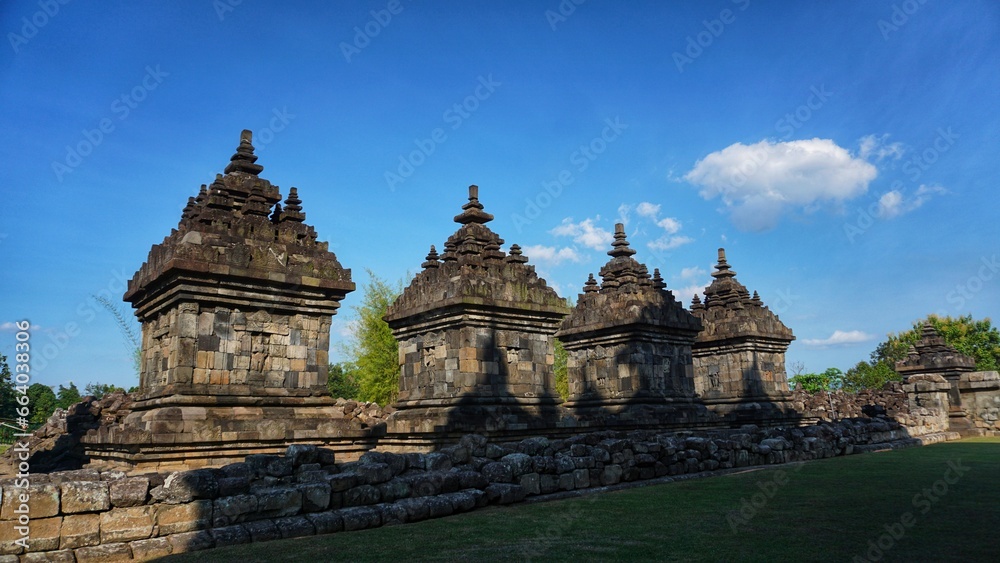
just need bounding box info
[674,283,707,303]
[684,138,878,231]
[656,217,681,234]
[636,202,661,218]
[616,204,631,226]
[521,245,583,265]
[648,235,693,251]
[679,266,706,280]
[876,184,946,219]
[550,217,613,251]
[801,330,875,348]
[859,134,905,162]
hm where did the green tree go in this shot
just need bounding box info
[789,367,844,393]
[843,361,899,392]
[327,362,361,400]
[27,383,57,425]
[341,270,403,406]
[874,315,1000,372]
[84,382,125,399]
[0,354,16,420]
[553,339,569,401]
[56,382,82,409]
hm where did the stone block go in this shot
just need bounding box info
[298,483,332,512]
[109,477,149,507]
[129,537,172,560]
[275,515,315,539]
[213,494,257,526]
[155,499,212,535]
[255,487,302,518]
[1,483,59,519]
[340,506,381,531]
[210,524,251,547]
[74,542,132,563]
[244,519,281,542]
[24,516,61,552]
[306,511,344,535]
[100,506,154,543]
[20,549,75,562]
[168,530,215,554]
[60,513,101,549]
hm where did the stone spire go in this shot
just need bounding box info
[453,184,494,225]
[896,322,976,377]
[506,244,529,264]
[422,245,440,269]
[608,223,636,258]
[224,129,264,176]
[597,224,651,294]
[701,247,752,309]
[280,187,306,223]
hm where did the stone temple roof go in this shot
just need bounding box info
[124,130,354,314]
[896,322,976,374]
[690,248,793,343]
[385,185,569,323]
[557,224,701,337]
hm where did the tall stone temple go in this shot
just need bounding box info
[82,131,380,469]
[556,224,706,426]
[690,248,795,420]
[382,186,571,448]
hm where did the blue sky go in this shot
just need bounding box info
[1,0,998,391]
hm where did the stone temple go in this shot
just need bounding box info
[382,186,570,449]
[81,131,381,470]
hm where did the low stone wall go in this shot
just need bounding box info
[0,418,922,561]
[790,383,908,422]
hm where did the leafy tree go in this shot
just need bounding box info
[873,315,1000,372]
[0,354,16,420]
[553,339,569,401]
[327,362,361,400]
[341,270,403,406]
[843,361,899,392]
[27,383,57,425]
[84,382,125,399]
[56,382,81,409]
[789,367,844,393]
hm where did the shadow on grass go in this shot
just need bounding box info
[160,438,1000,563]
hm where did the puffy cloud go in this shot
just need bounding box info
[550,217,613,251]
[636,202,661,218]
[859,134,905,162]
[673,283,707,303]
[648,235,693,251]
[684,138,878,231]
[877,184,946,219]
[521,244,583,265]
[679,266,706,280]
[656,217,681,235]
[801,330,875,348]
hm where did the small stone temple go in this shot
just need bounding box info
[82,131,380,470]
[382,186,571,448]
[689,249,796,420]
[556,224,706,426]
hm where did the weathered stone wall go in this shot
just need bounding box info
[957,371,1000,434]
[0,419,922,560]
[693,342,791,398]
[140,306,330,397]
[790,384,909,422]
[902,375,953,436]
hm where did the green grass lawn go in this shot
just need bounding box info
[163,438,1000,562]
